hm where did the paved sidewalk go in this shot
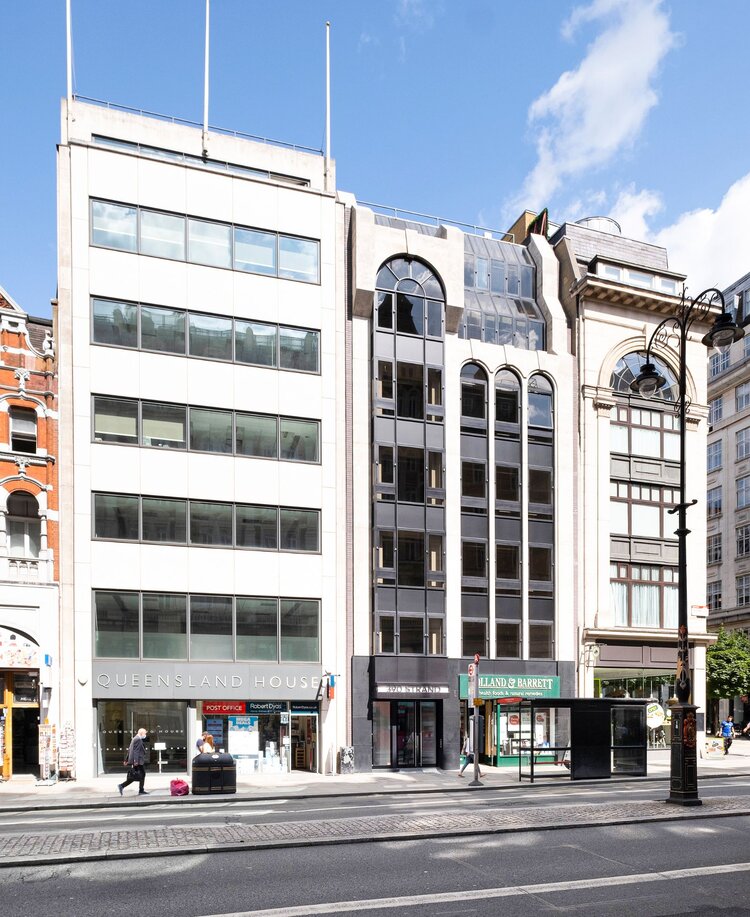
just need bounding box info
[1,792,747,868]
[1,740,748,811]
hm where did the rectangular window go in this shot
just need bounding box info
[428,618,443,654]
[529,623,553,659]
[706,580,722,612]
[278,235,319,283]
[398,531,424,587]
[378,531,395,570]
[94,591,139,658]
[462,541,486,578]
[396,293,424,336]
[235,413,277,458]
[738,476,750,510]
[378,616,395,653]
[427,534,443,586]
[496,621,520,658]
[279,327,319,373]
[280,599,319,662]
[496,465,520,502]
[399,617,424,654]
[188,312,233,361]
[707,486,722,517]
[738,524,750,558]
[236,597,278,661]
[236,504,277,549]
[529,546,553,582]
[142,497,187,543]
[190,407,233,453]
[140,209,185,260]
[738,575,750,608]
[711,351,730,377]
[92,297,137,347]
[462,620,486,657]
[378,445,394,485]
[142,593,187,659]
[187,218,231,268]
[462,381,485,419]
[496,386,519,424]
[707,533,722,564]
[426,300,442,338]
[738,428,750,461]
[93,396,138,444]
[708,397,723,426]
[496,543,519,579]
[189,501,233,545]
[9,407,37,454]
[398,447,424,504]
[235,320,277,367]
[91,200,137,252]
[279,418,319,462]
[142,401,187,449]
[140,305,186,354]
[461,461,486,499]
[377,292,393,330]
[707,441,722,472]
[396,363,424,419]
[279,508,320,552]
[234,227,276,275]
[93,493,139,540]
[737,382,750,412]
[190,595,233,660]
[529,468,552,504]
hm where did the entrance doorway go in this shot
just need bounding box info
[1,670,40,778]
[373,700,440,768]
[290,715,317,771]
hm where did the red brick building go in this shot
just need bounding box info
[0,285,59,781]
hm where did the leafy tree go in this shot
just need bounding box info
[706,628,750,699]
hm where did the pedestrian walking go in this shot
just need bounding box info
[458,731,483,777]
[118,727,149,795]
[719,714,736,755]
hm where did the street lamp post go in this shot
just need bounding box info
[632,287,743,806]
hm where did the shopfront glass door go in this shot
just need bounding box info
[395,701,416,767]
[421,702,437,766]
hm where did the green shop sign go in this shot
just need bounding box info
[459,673,560,700]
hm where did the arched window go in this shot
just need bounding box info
[528,374,554,429]
[610,352,678,402]
[7,491,41,558]
[460,363,488,422]
[495,370,521,426]
[375,257,444,338]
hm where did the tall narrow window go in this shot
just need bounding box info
[7,491,41,558]
[9,408,37,454]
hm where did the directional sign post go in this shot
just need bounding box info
[469,657,482,787]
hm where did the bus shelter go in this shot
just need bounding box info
[516,698,648,782]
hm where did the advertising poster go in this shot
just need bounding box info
[205,717,225,749]
[228,715,258,755]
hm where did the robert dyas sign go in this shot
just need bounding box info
[92,662,325,700]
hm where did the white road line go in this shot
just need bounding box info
[197,860,750,917]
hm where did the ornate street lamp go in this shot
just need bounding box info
[631,287,743,806]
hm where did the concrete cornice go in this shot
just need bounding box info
[584,627,716,646]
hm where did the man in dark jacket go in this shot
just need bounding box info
[118,727,149,795]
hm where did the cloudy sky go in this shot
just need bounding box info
[1,0,748,315]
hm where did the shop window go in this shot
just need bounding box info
[92,297,138,348]
[97,700,187,775]
[462,620,486,657]
[529,623,553,659]
[94,590,139,658]
[7,491,41,558]
[496,621,520,658]
[280,599,319,662]
[399,617,424,654]
[190,595,233,660]
[142,593,187,659]
[235,320,276,367]
[236,597,278,660]
[188,312,233,361]
[9,407,38,454]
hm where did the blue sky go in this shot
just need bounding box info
[2,0,749,317]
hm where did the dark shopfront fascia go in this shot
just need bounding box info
[92,661,326,775]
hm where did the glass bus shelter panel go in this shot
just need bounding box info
[611,705,647,775]
[518,706,571,781]
[570,703,611,780]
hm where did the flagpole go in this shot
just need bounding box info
[202,0,210,157]
[325,21,331,191]
[66,0,73,105]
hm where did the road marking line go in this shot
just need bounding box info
[198,861,750,917]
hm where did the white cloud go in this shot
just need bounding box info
[652,173,750,292]
[395,0,436,30]
[609,184,664,241]
[506,0,677,218]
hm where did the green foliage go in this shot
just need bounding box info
[706,628,750,699]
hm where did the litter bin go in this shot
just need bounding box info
[191,752,236,794]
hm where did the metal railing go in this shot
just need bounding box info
[359,201,514,242]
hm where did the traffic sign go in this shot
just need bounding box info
[467,663,475,677]
[474,653,481,665]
